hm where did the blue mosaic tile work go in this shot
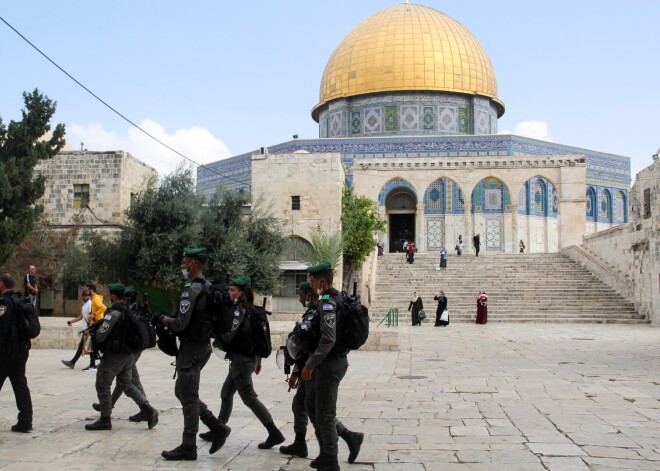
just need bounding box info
[585,185,627,223]
[586,187,596,221]
[196,152,251,199]
[377,178,417,206]
[421,106,436,131]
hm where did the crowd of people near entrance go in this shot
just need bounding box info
[0,251,364,471]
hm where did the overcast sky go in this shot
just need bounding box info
[1,1,658,182]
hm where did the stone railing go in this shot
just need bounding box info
[561,245,637,307]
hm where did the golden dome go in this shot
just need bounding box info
[312,2,504,121]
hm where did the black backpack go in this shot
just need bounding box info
[338,291,369,350]
[205,280,231,339]
[123,304,157,352]
[14,294,41,341]
[249,306,272,358]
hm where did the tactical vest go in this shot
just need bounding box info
[178,279,211,342]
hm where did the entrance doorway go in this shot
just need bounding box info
[389,214,415,252]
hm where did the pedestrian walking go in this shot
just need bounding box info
[455,235,463,256]
[439,246,448,269]
[476,291,488,324]
[23,265,38,307]
[301,261,351,471]
[215,276,285,451]
[279,281,363,465]
[61,290,95,370]
[0,273,35,433]
[433,291,448,327]
[408,291,424,326]
[155,247,230,461]
[519,239,526,253]
[473,234,481,257]
[84,284,108,372]
[407,241,416,264]
[85,283,158,432]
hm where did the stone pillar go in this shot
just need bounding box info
[510,203,519,254]
[379,206,388,251]
[557,164,587,249]
[416,203,425,251]
[463,202,472,246]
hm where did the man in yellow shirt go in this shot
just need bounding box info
[84,284,107,371]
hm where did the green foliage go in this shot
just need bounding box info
[201,192,285,294]
[290,231,344,270]
[119,165,204,287]
[341,185,386,278]
[0,90,65,264]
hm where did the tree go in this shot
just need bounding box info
[289,230,344,269]
[0,90,66,264]
[341,185,386,286]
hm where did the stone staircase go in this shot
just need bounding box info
[371,252,646,324]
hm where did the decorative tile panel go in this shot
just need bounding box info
[351,111,362,135]
[384,105,398,132]
[485,215,503,251]
[458,108,469,133]
[400,105,419,131]
[438,107,457,132]
[421,106,436,131]
[426,216,445,250]
[364,107,382,134]
[476,109,489,134]
[329,111,343,138]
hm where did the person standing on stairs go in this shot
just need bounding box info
[476,291,488,324]
[408,291,424,326]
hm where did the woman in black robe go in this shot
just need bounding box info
[433,291,448,326]
[408,291,423,326]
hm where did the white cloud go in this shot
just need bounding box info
[500,120,552,142]
[64,120,231,175]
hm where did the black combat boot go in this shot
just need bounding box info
[319,454,340,471]
[258,421,286,449]
[209,423,231,454]
[199,430,213,441]
[310,432,325,469]
[198,409,218,442]
[341,430,364,463]
[140,403,159,429]
[85,416,112,431]
[279,432,308,457]
[129,410,147,422]
[161,444,197,461]
[11,422,32,433]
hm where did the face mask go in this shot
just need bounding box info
[181,262,192,280]
[304,300,311,308]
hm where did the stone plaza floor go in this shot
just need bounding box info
[0,323,658,470]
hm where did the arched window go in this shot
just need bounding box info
[533,179,547,216]
[586,187,596,221]
[424,179,446,214]
[615,191,626,223]
[600,189,612,223]
[387,192,416,210]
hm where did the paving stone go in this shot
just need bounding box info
[527,442,586,456]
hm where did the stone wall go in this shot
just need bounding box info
[36,150,157,227]
[571,159,659,323]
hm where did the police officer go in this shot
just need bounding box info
[86,283,158,431]
[280,281,363,465]
[215,276,285,449]
[156,248,230,461]
[0,273,34,433]
[301,262,349,471]
[91,286,148,422]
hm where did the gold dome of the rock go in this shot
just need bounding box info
[312,2,504,121]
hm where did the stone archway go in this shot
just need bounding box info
[470,176,511,252]
[423,177,464,251]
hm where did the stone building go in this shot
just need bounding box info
[34,150,157,314]
[564,157,659,323]
[197,2,632,306]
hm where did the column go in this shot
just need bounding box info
[510,203,519,254]
[416,202,425,252]
[462,202,472,246]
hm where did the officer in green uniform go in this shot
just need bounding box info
[86,283,158,431]
[155,248,230,460]
[280,281,363,465]
[216,276,285,449]
[301,262,350,471]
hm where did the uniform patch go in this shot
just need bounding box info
[0,305,6,317]
[99,322,110,334]
[322,303,334,311]
[324,313,336,328]
[180,300,191,314]
[181,291,190,299]
[231,319,240,331]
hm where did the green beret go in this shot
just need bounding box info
[183,247,208,261]
[299,281,312,291]
[123,285,135,295]
[108,283,125,293]
[229,276,251,287]
[306,261,332,274]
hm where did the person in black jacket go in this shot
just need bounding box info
[0,273,34,433]
[156,247,230,461]
[216,276,285,450]
[434,291,448,327]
